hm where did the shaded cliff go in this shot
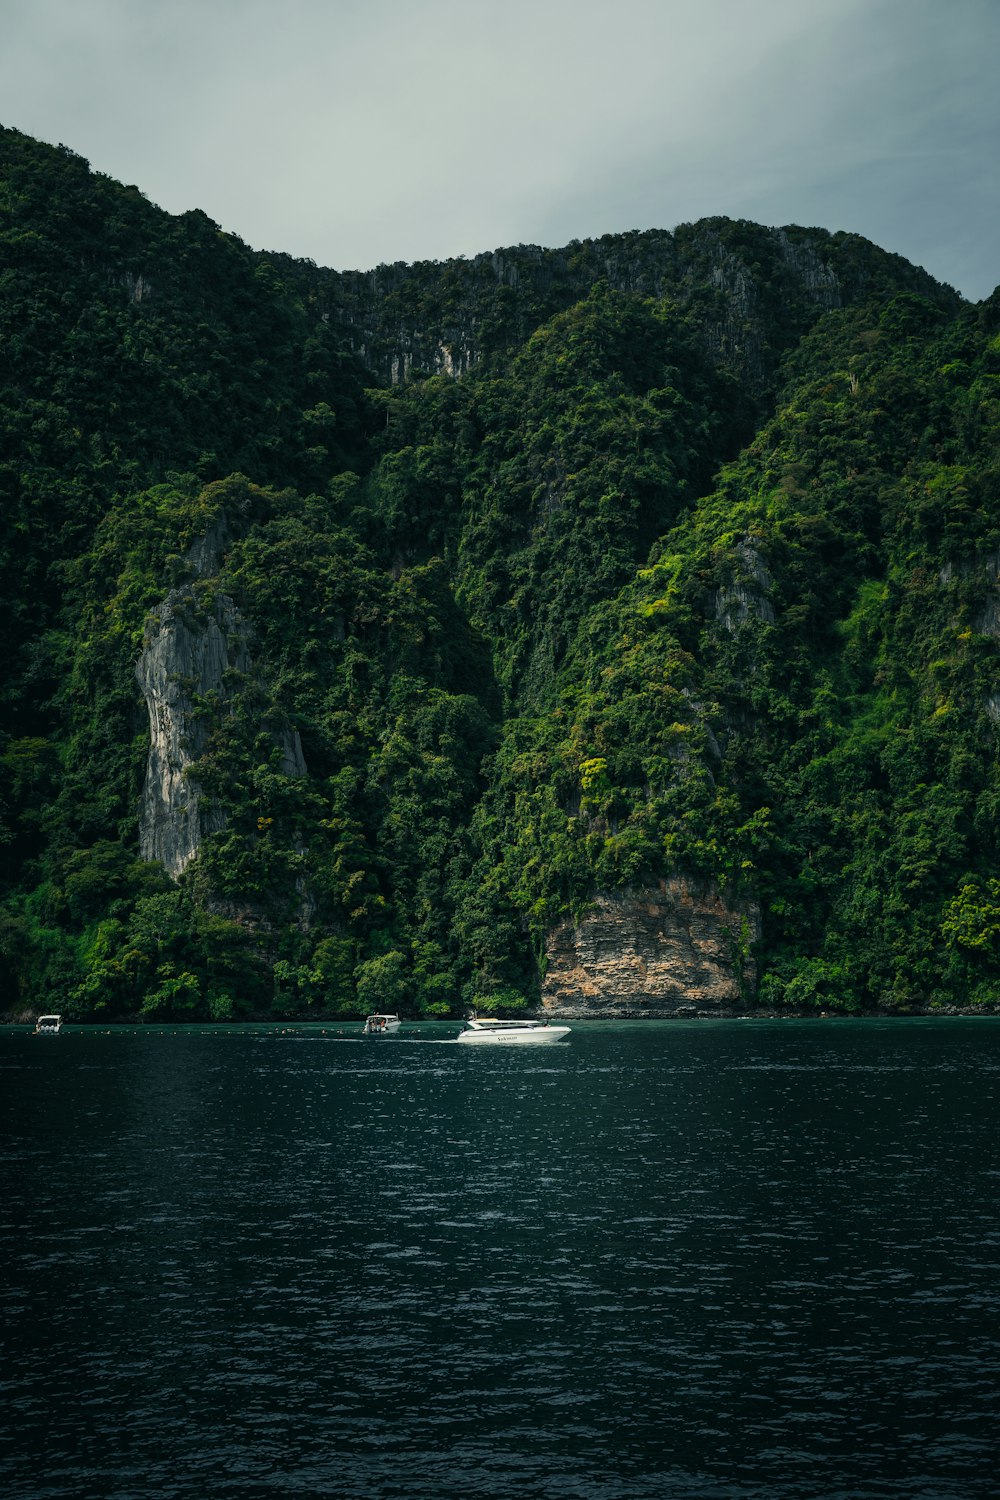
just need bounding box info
[275,221,959,400]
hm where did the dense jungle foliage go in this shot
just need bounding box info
[2,124,998,1020]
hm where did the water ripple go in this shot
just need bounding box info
[3,1020,1000,1497]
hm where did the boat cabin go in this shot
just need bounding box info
[362,1013,401,1035]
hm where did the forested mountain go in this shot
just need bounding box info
[2,123,998,1021]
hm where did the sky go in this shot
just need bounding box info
[1,0,998,300]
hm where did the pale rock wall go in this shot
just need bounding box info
[715,537,775,633]
[542,880,760,1017]
[775,230,842,303]
[135,590,248,878]
[136,519,307,879]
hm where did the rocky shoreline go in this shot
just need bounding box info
[4,1005,1000,1027]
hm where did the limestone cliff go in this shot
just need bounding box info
[282,221,956,398]
[714,537,775,633]
[542,880,760,1017]
[136,524,306,879]
[136,589,246,877]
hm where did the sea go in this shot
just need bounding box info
[3,1018,1000,1499]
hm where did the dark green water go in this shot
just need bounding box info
[3,1019,1000,1499]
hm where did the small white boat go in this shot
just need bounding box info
[456,1016,570,1045]
[362,1013,402,1036]
[33,1014,63,1035]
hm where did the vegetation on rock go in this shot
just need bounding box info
[1,124,997,1020]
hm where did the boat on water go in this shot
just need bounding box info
[362,1013,402,1036]
[33,1014,62,1035]
[457,1016,570,1045]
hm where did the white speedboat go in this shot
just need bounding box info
[456,1016,570,1045]
[362,1013,402,1036]
[33,1014,62,1035]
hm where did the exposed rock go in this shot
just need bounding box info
[136,523,307,879]
[938,549,1000,592]
[117,270,153,304]
[973,554,1000,639]
[775,230,841,305]
[542,879,760,1017]
[436,341,475,378]
[299,223,945,395]
[185,511,238,580]
[715,537,775,632]
[279,729,308,778]
[136,588,247,878]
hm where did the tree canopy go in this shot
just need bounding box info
[2,124,997,1020]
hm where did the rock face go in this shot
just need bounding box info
[136,590,247,878]
[328,227,848,393]
[715,537,775,633]
[136,522,307,879]
[294,221,956,397]
[541,880,760,1017]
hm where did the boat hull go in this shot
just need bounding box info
[456,1025,571,1045]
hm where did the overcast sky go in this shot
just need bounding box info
[2,0,997,299]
